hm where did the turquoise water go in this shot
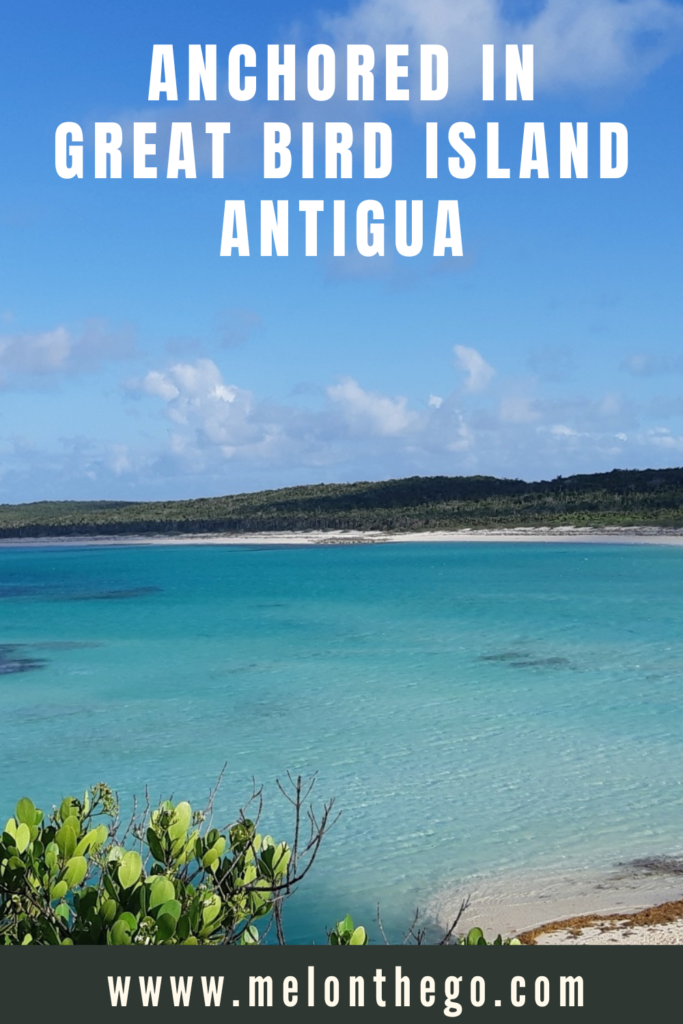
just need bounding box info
[2,541,683,941]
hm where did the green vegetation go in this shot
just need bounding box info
[0,779,335,945]
[1,781,519,945]
[2,467,683,538]
[460,927,521,946]
[328,914,368,945]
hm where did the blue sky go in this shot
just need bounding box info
[1,0,683,501]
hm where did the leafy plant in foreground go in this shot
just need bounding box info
[462,926,521,946]
[328,914,368,945]
[0,775,334,945]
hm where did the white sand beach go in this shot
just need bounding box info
[2,526,683,548]
[521,900,683,945]
[435,864,683,946]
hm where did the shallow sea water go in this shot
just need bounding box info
[2,541,683,941]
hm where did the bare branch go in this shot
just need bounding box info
[376,903,390,945]
[438,895,471,945]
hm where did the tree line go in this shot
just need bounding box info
[2,467,683,537]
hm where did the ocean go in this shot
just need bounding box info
[2,540,683,941]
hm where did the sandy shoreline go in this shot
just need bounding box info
[2,526,683,548]
[436,864,683,945]
[520,900,683,944]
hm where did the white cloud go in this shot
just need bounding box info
[132,359,261,451]
[528,0,683,91]
[327,376,418,435]
[117,357,683,487]
[0,434,142,499]
[454,344,495,393]
[550,424,580,437]
[5,349,683,500]
[647,428,683,451]
[0,319,134,385]
[324,0,683,98]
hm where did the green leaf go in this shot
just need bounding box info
[170,836,187,860]
[101,899,118,924]
[118,850,142,889]
[240,925,259,945]
[158,899,182,922]
[156,913,177,942]
[149,876,175,909]
[241,863,257,885]
[349,926,368,945]
[72,823,109,856]
[137,882,149,916]
[15,798,36,827]
[59,798,79,824]
[44,842,59,871]
[174,802,192,829]
[110,920,132,945]
[50,880,68,901]
[61,814,81,835]
[3,818,17,839]
[74,828,103,857]
[103,874,117,899]
[146,828,165,863]
[168,822,187,843]
[272,843,291,877]
[75,887,97,914]
[466,927,485,945]
[201,894,222,928]
[63,855,88,889]
[94,824,109,844]
[202,849,220,871]
[55,824,78,859]
[15,822,31,853]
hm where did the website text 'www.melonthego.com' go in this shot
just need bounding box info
[107,968,584,1014]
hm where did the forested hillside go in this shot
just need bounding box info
[1,468,683,537]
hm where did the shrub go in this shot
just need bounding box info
[0,776,333,945]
